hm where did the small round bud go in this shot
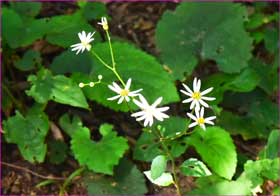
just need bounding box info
[89,82,95,87]
[98,75,103,80]
[79,83,85,88]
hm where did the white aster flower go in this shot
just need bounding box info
[180,77,216,110]
[107,78,142,104]
[98,17,108,30]
[131,96,169,127]
[70,31,95,54]
[187,107,216,130]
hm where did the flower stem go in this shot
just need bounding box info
[105,30,116,69]
[154,129,182,196]
[91,49,113,71]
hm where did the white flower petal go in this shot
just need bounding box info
[200,87,213,96]
[193,77,197,92]
[131,111,146,117]
[190,100,196,110]
[125,96,130,102]
[156,106,169,112]
[205,120,214,125]
[199,99,209,108]
[200,107,204,117]
[205,116,216,121]
[189,122,198,128]
[182,97,193,103]
[117,96,124,104]
[200,124,206,130]
[112,82,122,92]
[195,79,201,92]
[152,97,163,107]
[108,84,119,94]
[182,83,193,94]
[187,113,197,121]
[125,78,132,90]
[201,96,216,101]
[180,89,192,97]
[107,95,121,101]
[195,107,200,118]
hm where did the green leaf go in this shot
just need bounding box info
[48,140,68,164]
[264,27,278,53]
[26,68,89,109]
[14,49,41,71]
[238,158,280,188]
[133,116,188,161]
[80,2,107,21]
[218,110,267,140]
[259,130,280,159]
[190,179,251,195]
[180,158,212,177]
[3,109,49,163]
[71,123,128,175]
[151,155,167,180]
[226,67,260,92]
[45,12,98,48]
[73,42,179,112]
[10,2,42,18]
[85,158,147,195]
[2,8,47,48]
[156,2,252,80]
[59,114,84,137]
[186,126,237,180]
[143,171,174,187]
[50,50,93,74]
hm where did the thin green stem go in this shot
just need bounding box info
[2,83,24,112]
[91,50,113,71]
[112,68,125,87]
[154,129,182,196]
[105,30,116,69]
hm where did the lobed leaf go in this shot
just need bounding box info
[156,2,252,80]
[3,109,49,163]
[26,69,89,109]
[71,123,129,175]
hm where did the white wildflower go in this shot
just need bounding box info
[187,107,216,130]
[107,78,142,104]
[180,77,215,110]
[70,31,95,54]
[98,17,109,30]
[131,96,169,127]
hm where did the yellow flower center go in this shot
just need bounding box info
[103,24,109,31]
[192,92,201,100]
[197,117,205,125]
[120,89,129,96]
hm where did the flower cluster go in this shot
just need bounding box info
[181,77,216,130]
[107,79,170,127]
[70,18,216,130]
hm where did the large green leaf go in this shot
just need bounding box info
[26,69,89,109]
[10,2,42,18]
[45,12,98,48]
[72,42,179,112]
[85,159,147,194]
[71,123,128,175]
[50,50,93,74]
[3,109,49,163]
[259,130,280,159]
[156,2,252,80]
[2,8,47,48]
[186,126,237,180]
[133,116,189,161]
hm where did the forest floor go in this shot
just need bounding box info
[1,2,274,195]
